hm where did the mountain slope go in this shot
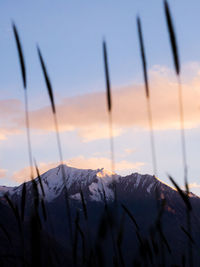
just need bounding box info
[1,164,200,267]
[3,164,180,203]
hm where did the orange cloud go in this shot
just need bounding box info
[2,64,200,141]
[0,169,7,178]
[26,64,200,136]
[188,182,200,189]
[181,182,200,196]
[67,156,144,172]
[12,157,144,183]
[0,99,23,140]
[0,127,22,140]
[78,125,124,142]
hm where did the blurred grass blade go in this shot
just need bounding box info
[13,23,33,179]
[117,212,125,267]
[37,45,73,244]
[41,199,47,221]
[181,225,195,244]
[37,46,56,114]
[80,189,88,221]
[137,16,157,176]
[73,211,79,265]
[102,40,115,186]
[164,0,180,75]
[137,16,149,98]
[12,23,26,89]
[0,223,12,245]
[122,203,140,231]
[157,223,171,254]
[21,182,26,221]
[4,194,22,232]
[34,159,45,197]
[168,174,191,210]
[164,0,188,189]
[103,40,111,112]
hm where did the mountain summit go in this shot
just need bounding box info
[2,164,178,203]
[1,164,200,267]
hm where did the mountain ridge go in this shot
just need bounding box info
[1,164,198,203]
[1,164,200,266]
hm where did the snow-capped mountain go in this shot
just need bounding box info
[1,164,176,203]
[3,165,118,202]
[1,164,198,206]
[1,164,200,267]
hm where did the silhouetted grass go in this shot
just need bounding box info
[164,0,188,186]
[103,40,115,183]
[13,23,34,180]
[4,194,22,233]
[164,2,192,262]
[34,160,45,198]
[0,223,12,246]
[164,1,180,76]
[168,175,191,211]
[137,16,157,177]
[1,4,199,267]
[121,203,140,231]
[12,23,26,89]
[20,182,26,221]
[37,46,73,244]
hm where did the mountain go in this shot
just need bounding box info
[1,164,200,267]
[2,164,187,202]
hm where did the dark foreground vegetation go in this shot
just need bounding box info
[1,168,200,267]
[1,0,199,266]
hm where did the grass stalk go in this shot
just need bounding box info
[37,46,73,244]
[137,16,157,177]
[164,3,191,263]
[12,23,34,180]
[102,40,115,181]
[164,0,188,186]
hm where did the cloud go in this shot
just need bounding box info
[188,182,200,189]
[0,169,7,178]
[183,182,200,197]
[2,63,200,141]
[0,99,23,140]
[0,127,22,140]
[12,156,144,183]
[0,99,23,116]
[181,182,200,197]
[124,148,135,155]
[12,163,59,183]
[78,125,124,142]
[67,156,144,172]
[21,63,200,135]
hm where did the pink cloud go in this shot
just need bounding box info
[12,157,144,183]
[0,169,7,178]
[1,64,200,141]
[0,99,23,140]
[25,65,200,134]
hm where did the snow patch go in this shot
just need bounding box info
[147,183,154,193]
[135,174,141,188]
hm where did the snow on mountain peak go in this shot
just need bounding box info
[88,169,120,202]
[0,164,179,203]
[34,164,101,201]
[36,165,121,202]
[96,169,115,178]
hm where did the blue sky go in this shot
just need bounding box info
[1,0,200,195]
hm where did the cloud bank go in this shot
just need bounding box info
[1,64,200,141]
[12,156,144,183]
[0,169,7,178]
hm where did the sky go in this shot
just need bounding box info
[1,0,200,195]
